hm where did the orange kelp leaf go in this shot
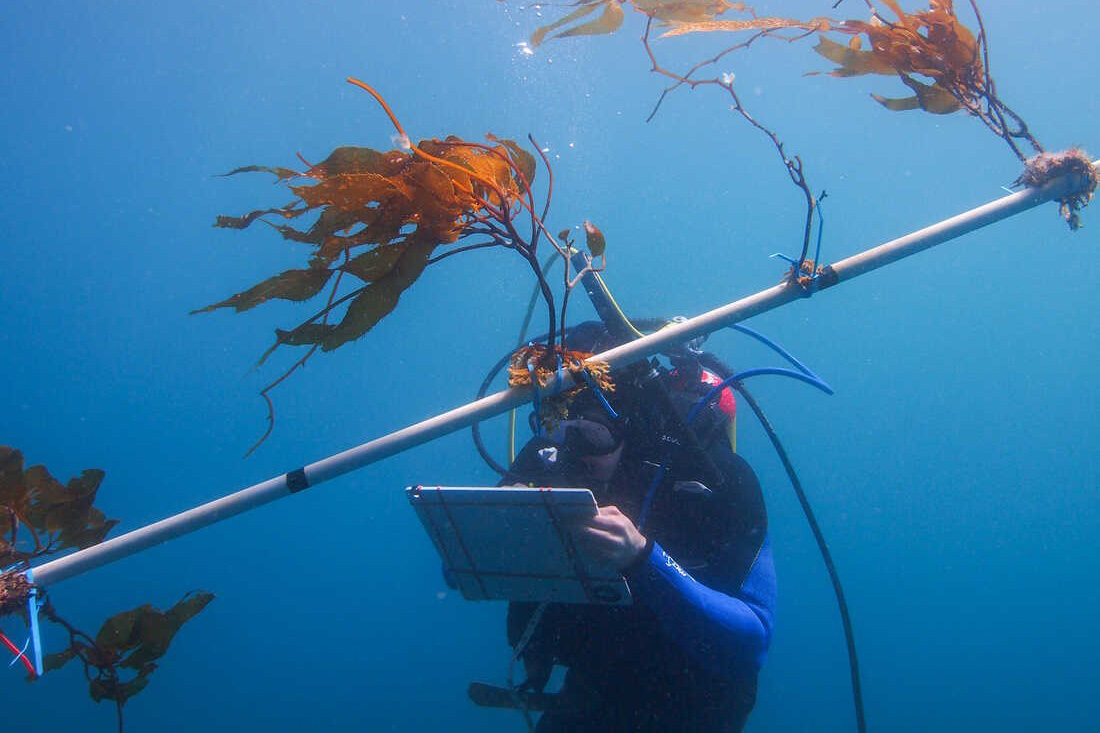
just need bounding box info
[529,1,605,46]
[871,94,921,111]
[191,268,335,314]
[0,447,28,522]
[486,134,537,194]
[878,74,961,114]
[823,0,984,114]
[526,0,748,45]
[58,506,116,551]
[1,451,116,566]
[219,164,302,182]
[555,0,625,41]
[207,76,544,455]
[90,675,149,705]
[309,146,409,177]
[50,471,113,551]
[583,221,606,257]
[74,591,215,704]
[293,169,407,213]
[418,137,519,209]
[214,206,305,230]
[342,243,408,283]
[812,36,897,76]
[662,16,830,38]
[634,0,748,24]
[42,647,76,673]
[206,135,531,355]
[272,323,336,347]
[395,152,466,241]
[28,468,117,552]
[94,592,214,663]
[320,237,436,351]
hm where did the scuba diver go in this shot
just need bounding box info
[496,320,777,732]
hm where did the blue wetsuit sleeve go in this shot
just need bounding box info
[625,534,777,675]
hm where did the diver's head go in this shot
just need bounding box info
[531,320,648,480]
[540,410,626,482]
[556,319,738,460]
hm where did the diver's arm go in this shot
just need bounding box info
[619,440,776,676]
[624,534,775,674]
[579,499,775,675]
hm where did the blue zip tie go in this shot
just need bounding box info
[578,368,619,420]
[811,197,826,288]
[527,362,542,436]
[26,568,43,676]
[8,636,30,668]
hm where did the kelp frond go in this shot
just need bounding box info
[203,79,599,452]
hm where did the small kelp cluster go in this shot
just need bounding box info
[508,342,616,426]
[203,79,612,450]
[41,591,214,711]
[1015,148,1099,230]
[0,446,212,731]
[506,0,1092,227]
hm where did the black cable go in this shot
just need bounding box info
[471,350,514,476]
[733,383,866,733]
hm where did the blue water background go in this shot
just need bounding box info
[2,0,1097,729]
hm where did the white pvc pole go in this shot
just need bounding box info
[29,162,1094,588]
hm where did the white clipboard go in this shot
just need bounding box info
[407,486,632,605]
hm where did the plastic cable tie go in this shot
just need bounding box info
[527,362,542,436]
[26,568,43,676]
[8,637,30,668]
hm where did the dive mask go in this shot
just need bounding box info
[541,417,622,457]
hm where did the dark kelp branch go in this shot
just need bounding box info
[245,252,351,456]
[0,446,213,732]
[641,14,823,282]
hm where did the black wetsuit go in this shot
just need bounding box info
[504,434,776,732]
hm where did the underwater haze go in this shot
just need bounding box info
[2,0,1098,730]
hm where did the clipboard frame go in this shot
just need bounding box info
[407,485,631,605]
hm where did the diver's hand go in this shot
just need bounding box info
[579,505,647,572]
